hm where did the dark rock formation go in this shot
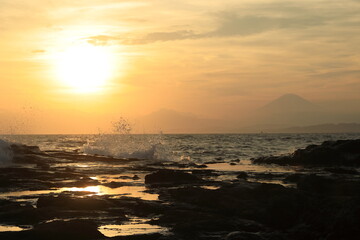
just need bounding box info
[323,167,359,175]
[0,219,104,240]
[145,169,202,185]
[236,172,248,180]
[253,139,360,166]
[158,182,308,230]
[2,140,360,240]
[32,219,103,239]
[283,173,305,183]
[225,231,265,240]
[297,174,360,196]
[37,194,114,210]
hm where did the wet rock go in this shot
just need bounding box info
[286,224,318,240]
[323,167,359,175]
[161,182,308,229]
[236,172,248,180]
[145,169,202,185]
[10,144,48,165]
[0,204,57,225]
[37,194,114,210]
[297,174,360,196]
[10,144,42,155]
[110,233,164,240]
[325,202,360,240]
[170,217,267,235]
[103,181,126,188]
[0,167,100,190]
[0,200,39,225]
[133,174,140,180]
[116,175,141,180]
[1,219,105,240]
[165,162,208,169]
[294,197,360,240]
[194,164,208,168]
[113,197,166,216]
[297,175,336,195]
[34,219,103,238]
[36,162,51,170]
[254,173,281,180]
[253,139,360,166]
[283,174,305,183]
[62,177,100,188]
[192,169,219,177]
[252,155,292,165]
[0,168,56,190]
[225,231,265,240]
[291,139,360,165]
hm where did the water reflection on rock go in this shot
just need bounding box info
[99,217,169,237]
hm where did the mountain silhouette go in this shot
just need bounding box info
[260,94,319,113]
[245,94,324,129]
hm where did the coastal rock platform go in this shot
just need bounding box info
[0,140,360,239]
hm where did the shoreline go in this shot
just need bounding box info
[0,139,359,239]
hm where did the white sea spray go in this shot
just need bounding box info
[83,117,174,161]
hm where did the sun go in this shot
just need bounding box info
[55,44,114,93]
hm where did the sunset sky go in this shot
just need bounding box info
[0,0,359,133]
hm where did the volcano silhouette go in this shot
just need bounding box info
[250,94,323,127]
[260,94,319,113]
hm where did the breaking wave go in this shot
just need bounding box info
[0,139,13,165]
[83,117,174,161]
[82,134,173,161]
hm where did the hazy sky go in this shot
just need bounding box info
[0,0,359,133]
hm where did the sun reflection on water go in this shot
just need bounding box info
[62,186,101,194]
[0,225,27,232]
[99,217,169,237]
[61,185,158,201]
[99,223,168,237]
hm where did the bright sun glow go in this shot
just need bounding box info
[63,186,101,194]
[55,44,114,93]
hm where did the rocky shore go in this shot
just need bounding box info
[0,139,359,240]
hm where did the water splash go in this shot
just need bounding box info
[83,134,173,160]
[83,118,173,161]
[112,117,132,134]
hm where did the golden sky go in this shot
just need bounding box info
[0,0,359,133]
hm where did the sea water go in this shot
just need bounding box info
[1,133,360,165]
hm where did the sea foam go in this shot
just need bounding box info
[82,134,173,161]
[0,139,13,165]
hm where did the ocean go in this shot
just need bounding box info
[1,133,360,164]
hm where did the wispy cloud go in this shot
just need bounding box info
[84,1,357,45]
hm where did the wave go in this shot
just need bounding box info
[82,134,173,161]
[0,139,13,166]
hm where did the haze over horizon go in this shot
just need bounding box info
[1,0,359,134]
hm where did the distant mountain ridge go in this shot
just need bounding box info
[134,94,360,133]
[260,93,319,113]
[247,93,326,127]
